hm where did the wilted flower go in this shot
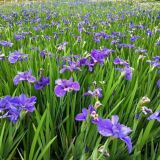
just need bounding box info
[96,115,132,153]
[141,106,153,115]
[139,96,150,106]
[13,71,36,85]
[34,76,50,90]
[54,78,80,97]
[8,51,28,63]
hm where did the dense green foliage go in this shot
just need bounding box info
[0,1,160,160]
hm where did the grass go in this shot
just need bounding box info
[0,1,160,159]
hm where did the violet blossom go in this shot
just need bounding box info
[13,71,36,85]
[54,78,80,97]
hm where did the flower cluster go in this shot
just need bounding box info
[0,94,37,123]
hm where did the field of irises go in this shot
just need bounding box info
[0,1,160,160]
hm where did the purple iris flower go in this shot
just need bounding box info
[39,50,52,58]
[130,35,140,42]
[8,51,28,63]
[75,108,88,121]
[146,29,153,36]
[113,57,129,66]
[116,67,133,80]
[54,78,80,97]
[18,94,37,112]
[0,41,13,47]
[13,71,36,85]
[118,43,136,49]
[75,105,97,122]
[147,111,160,122]
[14,34,25,40]
[90,48,114,64]
[110,39,120,45]
[83,88,102,97]
[0,94,37,123]
[135,48,147,55]
[96,115,132,153]
[34,76,50,90]
[60,61,81,73]
[147,56,160,68]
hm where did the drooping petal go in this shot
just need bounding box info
[121,136,132,153]
[54,85,66,97]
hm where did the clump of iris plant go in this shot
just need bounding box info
[54,78,80,97]
[0,94,37,123]
[13,71,36,85]
[75,104,132,153]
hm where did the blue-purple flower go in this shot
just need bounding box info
[34,76,50,90]
[116,67,133,80]
[13,71,36,85]
[96,115,132,153]
[83,88,102,97]
[130,35,140,42]
[54,78,80,97]
[75,108,88,121]
[0,94,37,123]
[147,111,160,122]
[147,56,160,68]
[60,61,81,73]
[113,57,129,66]
[0,40,13,47]
[8,51,28,63]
